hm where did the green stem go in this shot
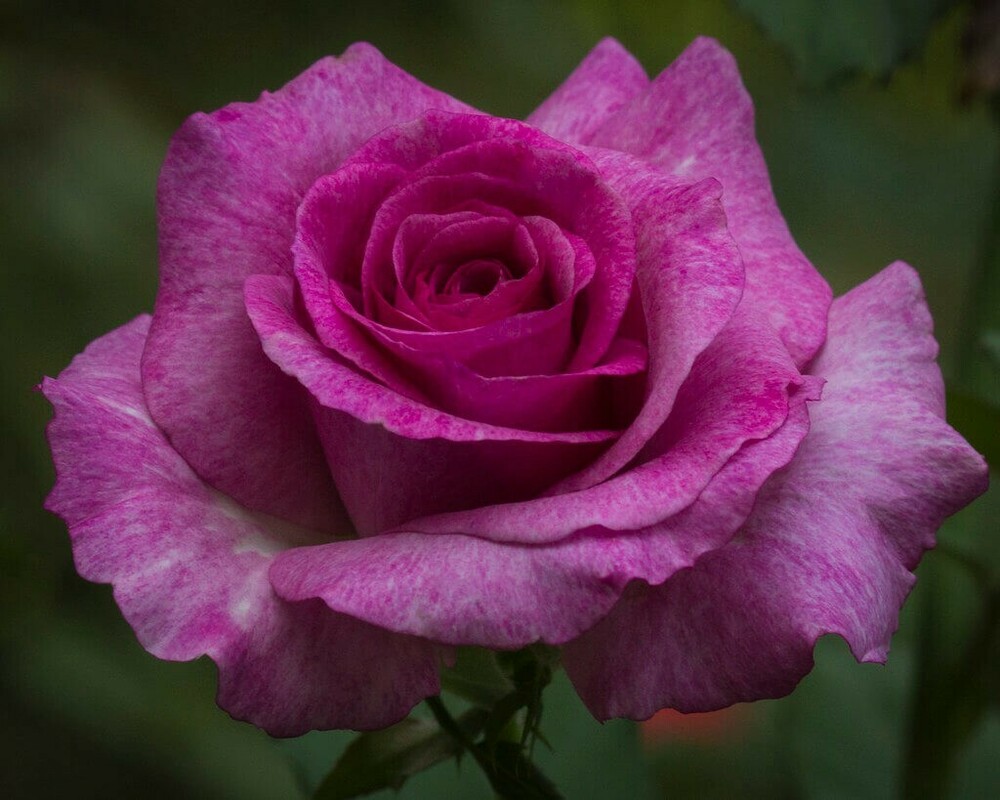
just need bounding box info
[426,649,564,800]
[425,695,482,761]
[425,695,507,797]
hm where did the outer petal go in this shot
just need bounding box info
[527,38,649,144]
[269,400,813,649]
[562,263,989,719]
[589,37,832,366]
[143,44,470,529]
[44,317,443,735]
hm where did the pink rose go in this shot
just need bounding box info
[43,38,987,736]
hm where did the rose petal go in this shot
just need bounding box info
[298,185,640,432]
[548,169,745,492]
[143,43,470,528]
[297,269,637,436]
[271,532,622,648]
[43,317,443,736]
[527,37,649,144]
[562,262,989,719]
[403,305,813,542]
[589,37,832,366]
[399,217,546,330]
[268,397,813,648]
[374,215,596,378]
[345,114,637,371]
[245,275,616,533]
[387,211,488,327]
[297,169,578,380]
[293,164,431,400]
[396,336,646,433]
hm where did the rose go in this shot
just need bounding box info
[43,38,987,736]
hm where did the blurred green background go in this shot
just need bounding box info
[2,1,998,798]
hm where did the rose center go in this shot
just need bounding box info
[439,258,508,298]
[292,112,639,371]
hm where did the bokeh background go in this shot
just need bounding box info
[2,1,998,798]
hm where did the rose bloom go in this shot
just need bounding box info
[44,38,987,736]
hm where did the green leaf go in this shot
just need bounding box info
[439,647,514,707]
[732,0,958,85]
[483,689,531,751]
[314,709,489,800]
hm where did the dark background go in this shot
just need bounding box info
[2,1,998,797]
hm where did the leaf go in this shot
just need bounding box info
[483,689,531,751]
[732,0,959,85]
[314,709,489,800]
[439,647,515,707]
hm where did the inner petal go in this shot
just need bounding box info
[404,214,532,295]
[294,168,605,376]
[355,133,637,368]
[389,212,553,331]
[441,258,508,296]
[361,172,544,321]
[294,116,637,385]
